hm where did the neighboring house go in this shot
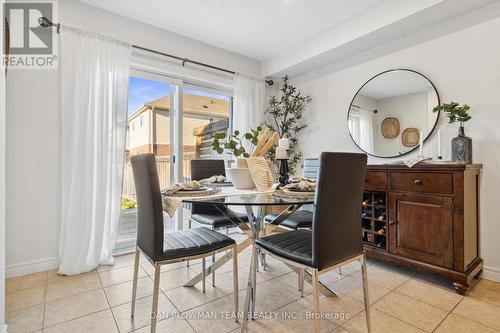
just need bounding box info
[126,93,230,156]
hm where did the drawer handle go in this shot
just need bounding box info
[414,179,423,185]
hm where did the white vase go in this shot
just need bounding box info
[226,159,254,189]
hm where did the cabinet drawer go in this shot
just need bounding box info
[365,171,388,190]
[390,172,453,194]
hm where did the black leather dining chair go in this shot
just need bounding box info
[250,152,371,333]
[188,159,248,286]
[130,154,239,333]
[189,159,248,232]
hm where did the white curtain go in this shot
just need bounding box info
[233,73,265,140]
[58,27,131,275]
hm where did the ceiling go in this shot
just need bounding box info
[77,0,381,60]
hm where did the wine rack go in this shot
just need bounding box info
[361,191,387,250]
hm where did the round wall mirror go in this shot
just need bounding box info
[348,69,440,158]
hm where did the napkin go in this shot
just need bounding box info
[162,175,226,195]
[282,180,316,192]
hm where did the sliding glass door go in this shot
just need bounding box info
[116,69,233,252]
[117,70,181,251]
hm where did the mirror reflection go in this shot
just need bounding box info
[348,69,439,157]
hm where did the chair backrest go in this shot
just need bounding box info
[190,159,226,215]
[312,152,367,270]
[303,158,320,180]
[191,159,226,181]
[301,158,319,212]
[131,153,164,261]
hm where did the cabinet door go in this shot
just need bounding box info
[388,192,453,268]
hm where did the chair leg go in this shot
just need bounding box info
[299,268,305,297]
[232,247,239,322]
[361,254,372,333]
[311,268,321,333]
[187,219,192,267]
[151,264,161,333]
[251,245,258,315]
[202,257,206,293]
[212,252,216,287]
[131,248,140,317]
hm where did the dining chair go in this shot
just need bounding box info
[189,159,248,234]
[263,157,319,229]
[264,157,342,279]
[250,152,370,333]
[188,159,248,286]
[131,154,239,333]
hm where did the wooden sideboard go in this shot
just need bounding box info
[362,163,482,294]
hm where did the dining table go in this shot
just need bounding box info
[163,189,339,329]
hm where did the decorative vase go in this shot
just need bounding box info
[451,126,472,164]
[226,159,254,189]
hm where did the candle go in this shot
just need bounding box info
[437,129,441,157]
[419,130,424,156]
[276,146,287,159]
[278,138,289,148]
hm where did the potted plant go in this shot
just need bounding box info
[264,75,311,175]
[433,102,472,163]
[212,127,262,188]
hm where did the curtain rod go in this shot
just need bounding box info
[38,16,274,86]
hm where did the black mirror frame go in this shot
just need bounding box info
[347,68,441,158]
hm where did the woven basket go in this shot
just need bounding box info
[381,117,400,139]
[401,128,420,147]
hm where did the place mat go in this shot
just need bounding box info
[168,187,221,197]
[161,187,260,217]
[162,187,221,216]
[273,189,315,201]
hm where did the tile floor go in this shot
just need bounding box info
[5,229,500,333]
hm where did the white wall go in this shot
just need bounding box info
[372,91,433,156]
[5,0,260,277]
[1,1,6,329]
[294,16,500,281]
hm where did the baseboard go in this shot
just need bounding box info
[6,257,59,278]
[483,265,500,282]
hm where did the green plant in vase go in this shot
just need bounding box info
[212,127,262,160]
[211,127,263,189]
[433,102,473,163]
[264,75,311,175]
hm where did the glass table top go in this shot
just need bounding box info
[182,192,314,206]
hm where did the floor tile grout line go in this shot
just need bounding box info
[431,297,464,333]
[447,298,500,332]
[40,271,48,331]
[42,308,115,331]
[365,290,446,333]
[42,287,111,329]
[391,289,462,313]
[96,269,121,333]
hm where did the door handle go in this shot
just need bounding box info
[388,220,396,225]
[414,179,423,185]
